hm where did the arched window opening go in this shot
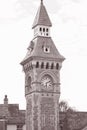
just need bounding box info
[56,63,59,70]
[46,33,48,36]
[43,28,45,32]
[44,46,50,53]
[46,62,49,69]
[46,28,48,32]
[46,48,48,52]
[41,62,44,69]
[51,63,54,69]
[36,62,39,68]
[40,27,42,31]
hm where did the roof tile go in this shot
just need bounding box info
[32,2,52,28]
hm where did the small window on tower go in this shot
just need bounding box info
[40,27,42,31]
[46,62,49,69]
[46,33,48,36]
[46,48,48,52]
[51,63,54,69]
[46,28,48,32]
[41,62,44,69]
[44,46,50,53]
[36,62,39,68]
[43,28,45,32]
[56,63,59,70]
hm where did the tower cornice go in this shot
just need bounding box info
[21,56,65,66]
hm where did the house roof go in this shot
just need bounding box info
[1,98,87,129]
[0,95,25,125]
[0,104,25,124]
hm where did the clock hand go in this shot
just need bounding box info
[46,81,51,88]
[46,81,51,84]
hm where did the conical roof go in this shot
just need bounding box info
[32,1,52,29]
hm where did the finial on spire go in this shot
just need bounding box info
[41,0,43,4]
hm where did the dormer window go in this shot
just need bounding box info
[44,46,50,53]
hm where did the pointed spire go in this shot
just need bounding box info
[32,0,52,29]
[41,0,43,4]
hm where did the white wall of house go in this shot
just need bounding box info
[23,125,26,130]
[7,124,26,130]
[7,125,16,130]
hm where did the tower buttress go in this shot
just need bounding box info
[21,1,65,130]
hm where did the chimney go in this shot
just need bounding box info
[4,95,8,106]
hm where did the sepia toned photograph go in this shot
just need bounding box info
[0,0,87,130]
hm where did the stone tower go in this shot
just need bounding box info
[21,1,65,130]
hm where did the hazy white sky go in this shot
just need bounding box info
[0,0,87,111]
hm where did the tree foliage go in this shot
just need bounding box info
[59,100,75,113]
[59,101,87,130]
[59,101,68,112]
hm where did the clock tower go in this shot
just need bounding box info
[21,1,65,130]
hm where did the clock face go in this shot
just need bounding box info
[41,75,53,90]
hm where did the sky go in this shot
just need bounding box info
[0,0,87,111]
